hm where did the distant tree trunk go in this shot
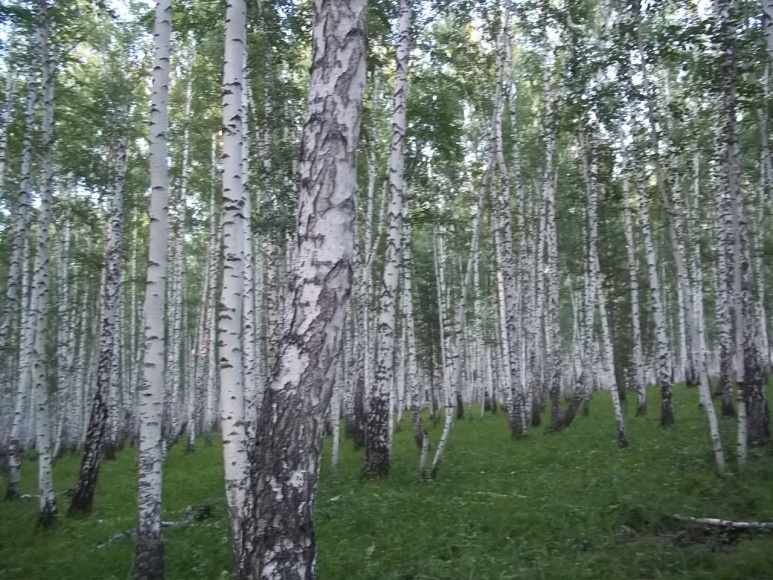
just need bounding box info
[628,124,674,427]
[163,76,191,449]
[242,77,259,443]
[364,0,410,478]
[754,98,772,369]
[491,0,524,437]
[69,134,127,515]
[52,186,72,460]
[538,31,561,432]
[720,0,769,452]
[135,0,171,576]
[3,2,44,503]
[242,1,367,575]
[593,251,628,447]
[403,201,428,478]
[204,135,220,437]
[431,230,454,479]
[0,68,14,195]
[575,129,601,424]
[621,163,646,415]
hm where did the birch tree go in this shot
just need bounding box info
[243,0,367,576]
[219,0,250,571]
[32,0,56,525]
[364,0,411,479]
[69,134,127,515]
[135,0,171,576]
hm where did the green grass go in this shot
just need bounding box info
[3,385,773,579]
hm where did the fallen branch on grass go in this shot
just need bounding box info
[97,504,216,549]
[672,514,773,531]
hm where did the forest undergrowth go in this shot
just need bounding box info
[2,383,773,580]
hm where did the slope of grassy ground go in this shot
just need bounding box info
[2,385,773,579]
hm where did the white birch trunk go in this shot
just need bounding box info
[69,134,127,514]
[219,0,250,571]
[627,121,675,426]
[402,199,428,478]
[364,0,410,477]
[244,1,367,574]
[135,0,171,575]
[32,5,56,524]
[3,11,42,503]
[431,230,454,479]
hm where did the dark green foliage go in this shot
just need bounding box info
[3,386,773,578]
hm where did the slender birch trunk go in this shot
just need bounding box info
[135,0,171,576]
[593,250,628,447]
[219,0,250,572]
[69,135,127,515]
[539,37,561,432]
[628,122,675,427]
[431,229,454,479]
[52,186,72,460]
[204,135,220,436]
[402,200,428,478]
[3,7,42,503]
[32,2,56,525]
[0,67,15,194]
[621,165,646,415]
[242,78,259,443]
[491,0,524,437]
[717,0,769,452]
[364,0,411,478]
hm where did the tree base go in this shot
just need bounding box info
[37,501,57,529]
[135,532,164,580]
[103,442,117,461]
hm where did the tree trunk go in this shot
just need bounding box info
[628,123,674,427]
[717,0,769,452]
[621,165,646,415]
[32,2,56,525]
[431,230,454,479]
[69,134,127,515]
[219,0,250,572]
[242,1,367,576]
[491,0,524,437]
[363,0,410,478]
[135,0,171,576]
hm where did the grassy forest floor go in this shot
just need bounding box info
[3,384,773,579]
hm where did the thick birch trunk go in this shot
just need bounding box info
[243,2,367,576]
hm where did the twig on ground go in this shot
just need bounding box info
[672,514,773,531]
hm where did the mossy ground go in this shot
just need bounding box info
[3,385,773,579]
